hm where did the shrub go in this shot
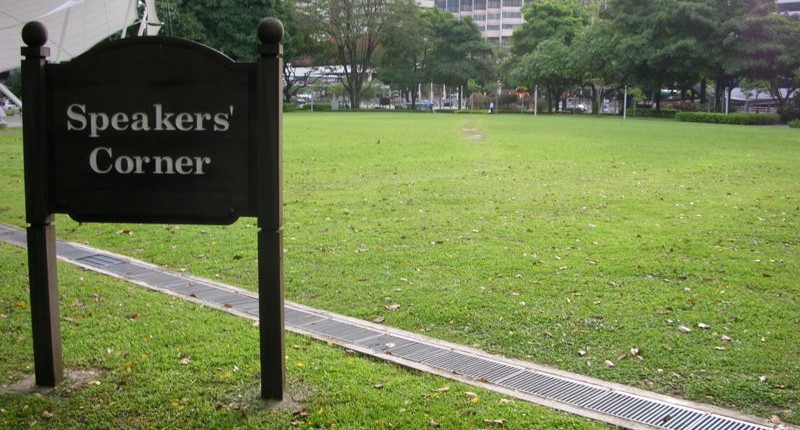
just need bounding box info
[675,112,780,125]
[300,103,333,112]
[630,108,679,119]
[788,119,800,129]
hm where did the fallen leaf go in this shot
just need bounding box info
[373,384,384,389]
[677,326,691,333]
[429,420,440,428]
[42,411,53,419]
[630,348,641,356]
[384,304,401,312]
[577,349,587,356]
[759,375,768,382]
[464,391,478,399]
[484,419,507,426]
[721,335,733,343]
[500,398,514,404]
[604,360,615,367]
[435,386,450,393]
[179,357,191,365]
[372,316,385,324]
[697,323,710,329]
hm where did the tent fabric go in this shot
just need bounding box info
[0,0,138,73]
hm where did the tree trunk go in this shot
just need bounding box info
[654,87,662,111]
[700,79,707,109]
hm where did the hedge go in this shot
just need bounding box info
[629,108,679,119]
[675,112,780,125]
[789,119,800,129]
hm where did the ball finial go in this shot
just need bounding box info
[22,21,48,47]
[257,18,284,44]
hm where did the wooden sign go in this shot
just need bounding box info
[21,18,286,400]
[48,37,254,224]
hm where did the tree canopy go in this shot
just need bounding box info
[153,0,800,115]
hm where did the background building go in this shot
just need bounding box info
[431,0,533,45]
[777,0,800,14]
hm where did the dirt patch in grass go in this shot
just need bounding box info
[462,122,485,141]
[0,369,105,395]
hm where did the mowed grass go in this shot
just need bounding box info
[0,245,607,429]
[1,113,799,425]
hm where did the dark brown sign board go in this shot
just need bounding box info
[21,19,286,399]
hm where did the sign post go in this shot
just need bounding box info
[21,18,286,400]
[256,18,286,401]
[21,21,63,388]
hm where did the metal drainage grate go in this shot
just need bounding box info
[75,253,126,268]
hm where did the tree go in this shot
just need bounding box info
[308,0,407,108]
[605,0,720,110]
[157,0,288,61]
[505,0,590,112]
[571,20,625,114]
[376,1,431,109]
[512,39,579,111]
[425,9,496,108]
[282,0,338,99]
[509,0,587,58]
[728,3,800,110]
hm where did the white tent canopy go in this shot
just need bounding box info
[0,0,161,74]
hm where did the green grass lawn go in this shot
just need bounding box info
[1,113,799,426]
